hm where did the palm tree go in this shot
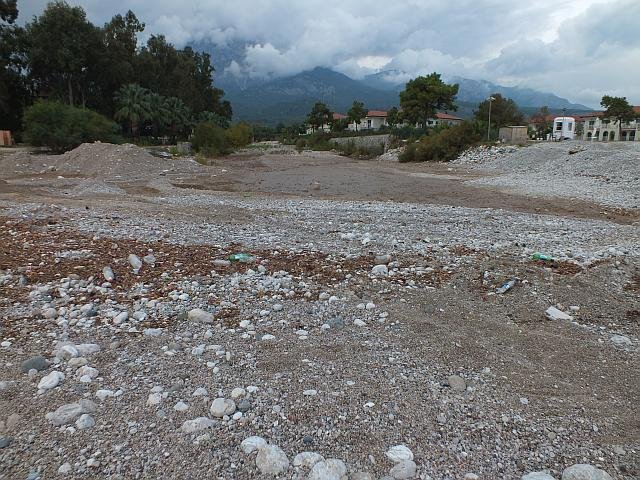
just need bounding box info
[114,84,151,138]
[147,93,170,139]
[196,111,230,129]
[165,97,191,140]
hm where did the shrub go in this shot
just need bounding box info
[295,138,307,152]
[23,101,120,153]
[399,121,481,162]
[225,122,252,148]
[192,122,230,156]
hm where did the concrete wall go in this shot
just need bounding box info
[329,134,390,151]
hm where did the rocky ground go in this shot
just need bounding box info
[0,142,638,479]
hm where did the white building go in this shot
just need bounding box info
[347,110,388,131]
[580,106,640,142]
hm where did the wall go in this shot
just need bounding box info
[329,134,390,151]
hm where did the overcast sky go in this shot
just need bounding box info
[18,0,640,107]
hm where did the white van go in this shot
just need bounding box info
[552,116,575,140]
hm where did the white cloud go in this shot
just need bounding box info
[17,0,637,106]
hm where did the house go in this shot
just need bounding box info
[431,113,463,127]
[580,106,640,142]
[305,112,347,134]
[348,110,388,131]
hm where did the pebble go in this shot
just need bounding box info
[522,473,556,480]
[128,254,142,273]
[389,460,417,479]
[386,445,414,463]
[210,397,236,417]
[187,308,214,323]
[562,464,612,480]
[371,264,389,276]
[255,444,290,475]
[174,401,189,412]
[610,334,632,348]
[241,435,267,454]
[0,437,12,449]
[21,355,49,373]
[447,375,467,392]
[230,387,246,399]
[96,389,115,401]
[102,266,115,282]
[45,399,97,426]
[308,459,347,480]
[75,414,95,430]
[37,371,65,390]
[57,463,72,475]
[545,306,573,321]
[181,417,215,433]
[293,451,324,468]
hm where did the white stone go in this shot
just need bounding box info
[46,399,96,426]
[143,328,164,337]
[353,319,366,327]
[390,460,417,480]
[96,389,115,401]
[545,306,573,321]
[75,413,95,430]
[231,387,246,399]
[261,334,276,341]
[59,345,79,360]
[256,444,290,475]
[58,462,73,475]
[75,344,101,356]
[562,464,612,480]
[174,401,189,412]
[308,459,347,480]
[386,445,414,463]
[303,389,318,396]
[147,392,163,406]
[38,371,65,390]
[610,334,632,348]
[241,435,267,454]
[371,264,389,276]
[181,417,215,433]
[365,302,376,310]
[210,397,236,417]
[522,473,557,480]
[43,307,58,319]
[76,365,98,379]
[293,451,324,468]
[114,311,128,324]
[187,308,214,323]
[128,254,142,273]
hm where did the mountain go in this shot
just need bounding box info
[223,67,399,126]
[189,41,591,125]
[364,71,590,110]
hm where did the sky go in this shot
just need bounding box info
[18,0,640,107]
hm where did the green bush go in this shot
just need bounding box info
[295,138,307,152]
[192,122,230,156]
[24,101,120,153]
[225,122,252,148]
[399,121,481,162]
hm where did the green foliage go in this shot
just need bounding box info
[331,117,349,132]
[399,121,481,163]
[192,121,252,157]
[474,93,524,133]
[114,83,150,136]
[529,105,552,136]
[347,101,367,131]
[0,0,18,23]
[399,73,459,127]
[192,122,230,157]
[225,122,252,148]
[23,101,120,153]
[306,102,332,132]
[386,107,400,128]
[601,95,636,122]
[196,111,230,129]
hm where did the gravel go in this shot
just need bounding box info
[0,144,637,479]
[453,142,640,209]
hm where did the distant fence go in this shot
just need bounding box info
[329,134,390,151]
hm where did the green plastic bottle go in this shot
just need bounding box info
[532,252,553,261]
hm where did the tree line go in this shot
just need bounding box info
[0,1,231,140]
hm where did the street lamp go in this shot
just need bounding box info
[487,96,495,141]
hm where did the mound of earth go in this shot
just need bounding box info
[0,143,200,179]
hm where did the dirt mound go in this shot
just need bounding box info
[58,142,199,178]
[0,142,200,180]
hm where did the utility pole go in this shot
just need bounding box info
[487,96,495,141]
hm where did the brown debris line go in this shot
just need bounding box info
[0,216,447,293]
[625,273,640,294]
[530,259,583,275]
